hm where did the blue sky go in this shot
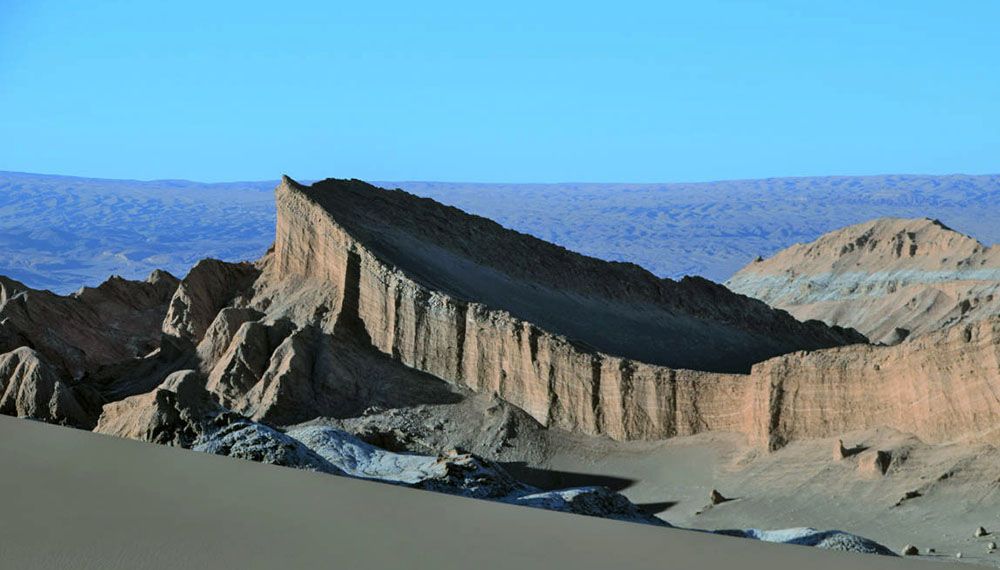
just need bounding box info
[1,1,998,182]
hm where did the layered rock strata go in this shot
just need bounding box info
[6,177,1000,454]
[195,178,997,449]
[727,217,1000,343]
[268,177,864,375]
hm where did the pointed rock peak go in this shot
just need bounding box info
[927,217,955,232]
[147,269,179,285]
[162,258,260,344]
[280,174,304,189]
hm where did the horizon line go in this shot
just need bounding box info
[2,168,999,188]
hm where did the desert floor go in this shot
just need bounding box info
[0,415,930,570]
[537,428,1000,567]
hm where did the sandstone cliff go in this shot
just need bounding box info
[157,176,859,442]
[7,177,1000,453]
[265,177,865,375]
[726,217,1000,343]
[183,178,1000,448]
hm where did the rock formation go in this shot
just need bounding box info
[162,259,259,344]
[0,175,963,558]
[263,177,864,375]
[6,176,1000,456]
[95,369,220,446]
[95,372,664,525]
[0,271,178,378]
[726,217,1000,344]
[0,346,97,427]
[96,369,347,472]
[182,177,868,443]
[12,178,1000,452]
[715,528,897,556]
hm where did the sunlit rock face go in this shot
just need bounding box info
[728,217,1000,344]
[7,176,1000,454]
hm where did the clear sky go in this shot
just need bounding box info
[1,1,998,183]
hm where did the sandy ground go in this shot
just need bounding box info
[0,416,930,570]
[537,428,1000,567]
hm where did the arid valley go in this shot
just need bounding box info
[2,172,1000,567]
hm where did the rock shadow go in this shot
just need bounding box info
[499,461,636,492]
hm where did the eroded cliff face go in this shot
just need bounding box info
[218,178,997,448]
[268,177,864,374]
[755,318,1000,448]
[727,217,1000,344]
[6,177,1000,453]
[233,178,789,440]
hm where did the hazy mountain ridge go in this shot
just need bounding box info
[3,171,999,293]
[0,171,277,292]
[395,175,1000,282]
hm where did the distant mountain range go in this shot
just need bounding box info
[2,171,999,293]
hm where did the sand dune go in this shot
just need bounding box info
[0,416,920,570]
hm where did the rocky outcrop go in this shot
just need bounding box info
[95,369,341,472]
[285,424,665,525]
[12,177,1000,454]
[716,528,897,556]
[191,420,340,473]
[96,377,664,525]
[267,177,864,375]
[0,347,98,427]
[95,370,218,445]
[204,321,462,426]
[162,259,259,344]
[0,271,179,378]
[727,217,1000,343]
[220,177,869,442]
[512,487,666,525]
[288,425,526,499]
[203,317,293,405]
[208,179,1000,450]
[195,307,266,369]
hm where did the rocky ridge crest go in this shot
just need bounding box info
[727,217,1000,343]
